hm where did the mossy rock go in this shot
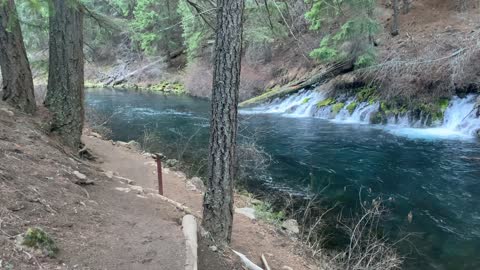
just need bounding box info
[370,111,386,124]
[301,97,311,104]
[22,228,58,257]
[317,98,336,108]
[332,102,345,115]
[346,102,357,114]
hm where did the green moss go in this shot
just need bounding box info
[380,102,389,112]
[302,97,311,104]
[357,87,377,103]
[85,81,104,88]
[114,81,187,95]
[439,98,450,112]
[332,102,345,114]
[22,228,58,257]
[254,201,285,225]
[317,97,336,108]
[346,102,357,114]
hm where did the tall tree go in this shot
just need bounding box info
[202,0,245,244]
[391,0,399,36]
[44,0,84,149]
[0,0,36,113]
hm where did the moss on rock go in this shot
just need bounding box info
[317,97,336,108]
[346,102,357,114]
[332,102,345,115]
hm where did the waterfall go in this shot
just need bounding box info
[442,95,480,136]
[240,89,480,139]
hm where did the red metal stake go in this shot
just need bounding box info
[154,153,165,195]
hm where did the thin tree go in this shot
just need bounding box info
[44,0,84,149]
[391,0,399,36]
[202,0,245,244]
[0,0,36,113]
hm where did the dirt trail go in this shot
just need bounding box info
[83,135,318,270]
[0,103,186,270]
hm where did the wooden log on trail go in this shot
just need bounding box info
[182,215,198,270]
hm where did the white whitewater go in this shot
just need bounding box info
[240,90,480,139]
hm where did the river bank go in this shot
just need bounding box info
[83,130,321,270]
[0,99,323,269]
[85,87,480,269]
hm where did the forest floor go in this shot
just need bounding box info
[0,101,319,269]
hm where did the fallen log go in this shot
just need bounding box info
[239,59,354,107]
[109,58,164,86]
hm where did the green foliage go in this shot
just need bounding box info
[346,102,357,114]
[254,201,285,225]
[302,97,311,104]
[22,228,58,257]
[305,0,379,66]
[332,102,345,114]
[16,0,49,52]
[130,0,182,55]
[317,97,336,108]
[243,0,288,44]
[177,0,212,61]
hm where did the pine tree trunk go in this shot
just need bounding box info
[391,0,400,36]
[0,0,36,114]
[202,0,245,245]
[44,0,84,149]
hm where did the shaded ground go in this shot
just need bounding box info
[0,102,186,270]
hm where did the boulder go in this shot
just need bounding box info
[0,108,14,117]
[127,140,141,151]
[73,171,87,180]
[104,171,114,179]
[164,159,179,168]
[281,219,299,234]
[189,177,205,192]
[235,207,256,220]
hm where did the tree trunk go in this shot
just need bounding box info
[202,0,245,245]
[44,0,84,149]
[0,0,36,114]
[402,0,410,14]
[391,0,400,36]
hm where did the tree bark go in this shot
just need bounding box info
[402,0,410,14]
[44,0,84,149]
[0,0,36,114]
[202,0,245,245]
[391,0,400,36]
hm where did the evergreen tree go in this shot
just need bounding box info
[44,0,84,149]
[202,0,245,245]
[0,0,36,113]
[305,0,379,68]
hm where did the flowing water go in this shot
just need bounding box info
[86,88,480,270]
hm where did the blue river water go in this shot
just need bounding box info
[86,88,480,270]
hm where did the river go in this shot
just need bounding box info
[86,88,480,270]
